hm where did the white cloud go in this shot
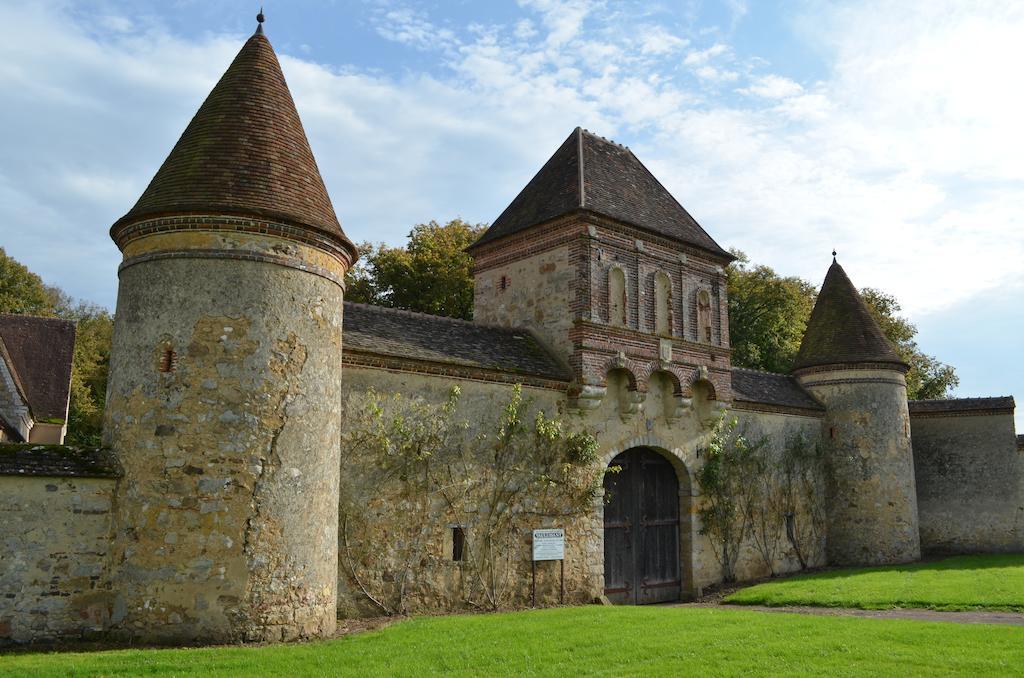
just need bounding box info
[2,0,1022,331]
[683,43,728,65]
[640,26,688,55]
[739,74,803,99]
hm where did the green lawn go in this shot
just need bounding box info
[4,605,1023,677]
[725,553,1024,611]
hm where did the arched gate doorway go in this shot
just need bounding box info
[603,447,681,604]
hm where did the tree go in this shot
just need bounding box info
[726,250,958,399]
[726,250,817,374]
[860,288,959,400]
[48,288,113,446]
[345,219,486,319]
[0,247,53,316]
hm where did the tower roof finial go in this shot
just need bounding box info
[256,6,265,34]
[832,248,837,261]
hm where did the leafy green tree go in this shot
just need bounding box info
[345,219,485,319]
[48,288,113,446]
[0,247,53,315]
[726,250,957,399]
[726,250,817,374]
[860,288,959,400]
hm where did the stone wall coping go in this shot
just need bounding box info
[909,396,1015,417]
[0,443,122,479]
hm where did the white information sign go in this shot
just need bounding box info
[532,528,565,561]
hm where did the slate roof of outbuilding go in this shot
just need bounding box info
[111,27,356,259]
[793,260,907,372]
[471,128,732,259]
[908,396,1015,415]
[0,444,121,479]
[730,367,824,412]
[343,303,571,381]
[0,314,75,421]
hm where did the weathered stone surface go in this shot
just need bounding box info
[798,367,921,565]
[0,476,117,644]
[911,410,1024,553]
[104,256,343,643]
[338,364,827,612]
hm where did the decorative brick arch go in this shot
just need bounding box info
[680,366,720,401]
[637,362,687,395]
[601,354,643,391]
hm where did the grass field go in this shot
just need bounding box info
[724,553,1024,611]
[4,605,1024,677]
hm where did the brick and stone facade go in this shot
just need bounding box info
[1,20,1021,648]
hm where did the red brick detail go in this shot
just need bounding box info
[472,214,734,399]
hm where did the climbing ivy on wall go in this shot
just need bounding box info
[339,384,603,614]
[696,417,827,582]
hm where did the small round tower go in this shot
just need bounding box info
[793,258,920,566]
[104,17,357,643]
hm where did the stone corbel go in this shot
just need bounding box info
[668,395,692,422]
[619,390,645,422]
[570,384,607,412]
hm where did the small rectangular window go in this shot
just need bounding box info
[452,526,466,562]
[784,513,796,542]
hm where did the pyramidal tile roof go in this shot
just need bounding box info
[112,25,355,258]
[793,259,907,372]
[471,127,731,258]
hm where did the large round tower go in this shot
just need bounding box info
[793,259,920,566]
[103,17,357,643]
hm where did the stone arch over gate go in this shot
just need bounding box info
[596,437,694,604]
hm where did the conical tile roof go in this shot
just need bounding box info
[112,28,355,259]
[793,260,907,372]
[471,127,731,259]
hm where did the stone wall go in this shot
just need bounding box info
[797,366,921,565]
[338,362,828,616]
[105,255,344,643]
[338,366,582,615]
[730,408,828,580]
[0,475,117,643]
[911,408,1024,553]
[473,237,577,363]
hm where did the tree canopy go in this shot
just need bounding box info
[346,219,485,320]
[727,249,957,399]
[726,250,817,375]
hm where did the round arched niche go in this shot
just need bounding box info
[689,379,717,424]
[605,368,641,420]
[647,370,683,421]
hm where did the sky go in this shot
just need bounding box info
[1,0,1021,427]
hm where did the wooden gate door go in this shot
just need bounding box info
[603,448,681,604]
